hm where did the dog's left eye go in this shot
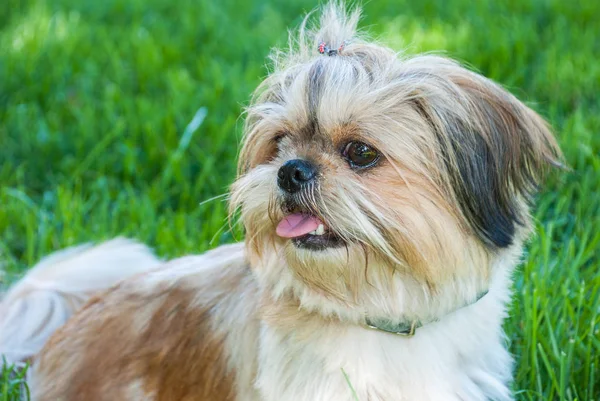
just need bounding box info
[342,141,380,168]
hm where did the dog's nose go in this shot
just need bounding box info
[277,159,317,193]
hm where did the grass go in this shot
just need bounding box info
[0,0,598,399]
[0,359,29,401]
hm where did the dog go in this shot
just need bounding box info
[0,3,561,400]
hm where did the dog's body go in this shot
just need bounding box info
[1,3,561,400]
[22,242,514,401]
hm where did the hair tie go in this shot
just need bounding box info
[318,41,345,56]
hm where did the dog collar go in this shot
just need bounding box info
[363,290,489,337]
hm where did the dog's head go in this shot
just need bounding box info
[230,3,561,323]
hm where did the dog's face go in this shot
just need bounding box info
[231,8,561,322]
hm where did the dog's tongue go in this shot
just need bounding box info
[276,213,322,238]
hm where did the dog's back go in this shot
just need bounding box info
[0,238,162,366]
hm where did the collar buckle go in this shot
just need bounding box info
[364,319,418,337]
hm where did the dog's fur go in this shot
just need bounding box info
[0,3,561,400]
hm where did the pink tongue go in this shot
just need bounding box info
[276,213,322,238]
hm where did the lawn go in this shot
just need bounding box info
[0,0,598,399]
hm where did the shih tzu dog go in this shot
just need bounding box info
[0,3,561,400]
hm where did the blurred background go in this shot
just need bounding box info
[0,0,598,399]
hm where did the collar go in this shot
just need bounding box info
[362,290,489,337]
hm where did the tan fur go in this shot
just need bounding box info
[32,244,258,401]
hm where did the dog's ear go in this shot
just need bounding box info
[411,60,563,248]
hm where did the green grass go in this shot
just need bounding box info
[0,0,598,399]
[0,359,29,401]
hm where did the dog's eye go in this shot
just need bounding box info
[270,132,286,155]
[342,141,380,168]
[273,132,286,146]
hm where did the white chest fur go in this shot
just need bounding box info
[254,279,514,401]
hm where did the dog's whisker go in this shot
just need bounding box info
[198,193,229,207]
[209,218,234,246]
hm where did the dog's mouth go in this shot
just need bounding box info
[276,212,343,250]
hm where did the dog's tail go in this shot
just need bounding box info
[0,238,162,365]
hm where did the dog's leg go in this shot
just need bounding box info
[0,238,162,365]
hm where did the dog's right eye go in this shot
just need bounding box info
[272,133,287,152]
[263,132,287,164]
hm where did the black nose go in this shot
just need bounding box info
[277,159,317,193]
